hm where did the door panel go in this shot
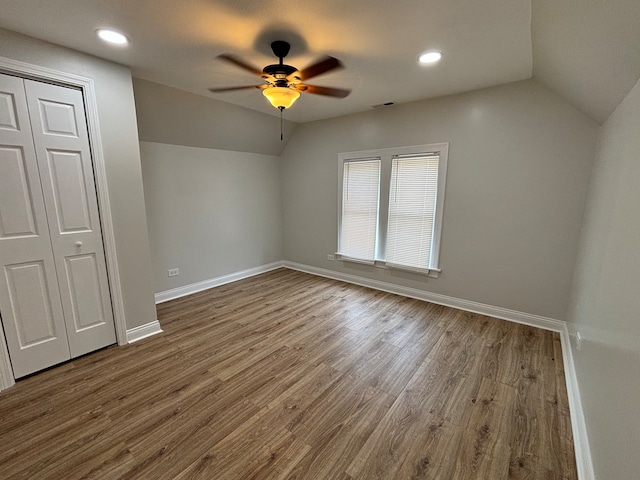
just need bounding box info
[2,260,70,374]
[0,146,38,238]
[0,73,71,378]
[64,254,106,331]
[46,150,92,233]
[24,79,115,358]
[37,99,79,137]
[0,91,20,130]
[5,261,59,345]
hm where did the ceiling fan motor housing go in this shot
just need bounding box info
[262,40,298,87]
[263,41,298,84]
[263,63,297,78]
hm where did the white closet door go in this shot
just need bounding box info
[0,74,71,377]
[24,80,116,358]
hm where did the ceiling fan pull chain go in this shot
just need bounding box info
[279,106,284,141]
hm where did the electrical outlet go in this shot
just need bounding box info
[327,254,335,261]
[168,268,179,277]
[576,332,583,350]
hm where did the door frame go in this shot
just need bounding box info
[0,56,128,390]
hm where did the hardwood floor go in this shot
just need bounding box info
[0,268,577,479]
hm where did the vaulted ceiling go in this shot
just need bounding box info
[1,0,639,124]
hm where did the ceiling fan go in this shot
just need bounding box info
[209,40,351,112]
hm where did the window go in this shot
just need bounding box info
[337,144,448,276]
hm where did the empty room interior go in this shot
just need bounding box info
[0,1,639,479]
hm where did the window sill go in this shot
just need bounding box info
[336,254,440,278]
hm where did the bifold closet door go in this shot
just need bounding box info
[24,79,116,359]
[0,74,116,378]
[0,74,71,377]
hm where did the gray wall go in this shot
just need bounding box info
[133,78,288,294]
[280,79,599,320]
[568,78,640,479]
[133,78,297,156]
[0,28,157,330]
[140,141,283,293]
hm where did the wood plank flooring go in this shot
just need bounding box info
[0,268,577,479]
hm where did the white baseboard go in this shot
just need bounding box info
[126,320,163,344]
[283,261,564,332]
[560,325,595,480]
[282,260,593,479]
[154,261,284,304]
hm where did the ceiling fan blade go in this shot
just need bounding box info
[217,54,264,77]
[208,85,265,93]
[297,84,351,98]
[293,56,343,81]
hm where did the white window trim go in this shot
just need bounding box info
[337,143,449,278]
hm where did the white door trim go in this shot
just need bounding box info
[0,56,127,390]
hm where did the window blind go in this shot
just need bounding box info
[338,159,381,262]
[386,154,440,270]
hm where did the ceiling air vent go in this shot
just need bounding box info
[372,102,396,109]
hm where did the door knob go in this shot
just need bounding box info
[75,241,83,247]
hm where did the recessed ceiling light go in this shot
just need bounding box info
[418,51,442,65]
[96,29,128,45]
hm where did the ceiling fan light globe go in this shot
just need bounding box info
[263,86,300,109]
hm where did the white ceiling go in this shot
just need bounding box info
[0,0,638,124]
[532,0,640,124]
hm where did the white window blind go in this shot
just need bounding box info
[338,159,381,262]
[386,154,440,271]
